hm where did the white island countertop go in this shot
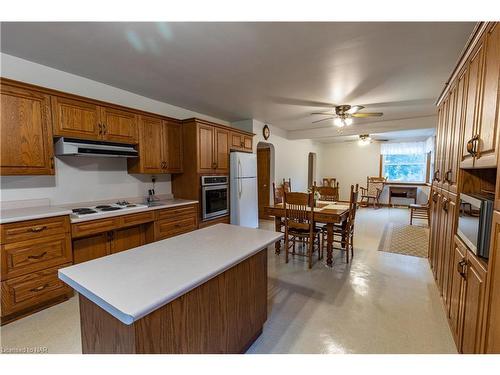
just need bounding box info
[59,224,282,325]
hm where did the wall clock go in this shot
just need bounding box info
[263,124,270,140]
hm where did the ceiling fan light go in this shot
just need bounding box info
[358,135,371,146]
[333,117,344,127]
[344,117,353,126]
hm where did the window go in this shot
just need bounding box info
[381,153,427,182]
[380,140,434,183]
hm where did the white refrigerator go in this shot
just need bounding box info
[230,152,258,228]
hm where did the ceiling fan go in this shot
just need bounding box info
[354,134,389,146]
[311,105,383,128]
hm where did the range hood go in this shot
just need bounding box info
[54,138,138,158]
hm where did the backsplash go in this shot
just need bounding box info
[0,156,171,205]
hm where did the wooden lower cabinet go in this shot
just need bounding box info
[449,238,467,346]
[154,204,198,241]
[486,210,500,352]
[111,225,146,254]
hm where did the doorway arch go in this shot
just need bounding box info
[256,142,275,219]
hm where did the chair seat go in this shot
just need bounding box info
[410,204,428,209]
[288,227,321,236]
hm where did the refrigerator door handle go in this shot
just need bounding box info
[238,159,243,198]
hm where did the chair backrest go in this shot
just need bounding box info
[347,184,360,225]
[317,184,339,202]
[322,178,336,187]
[284,191,313,232]
[282,178,292,192]
[273,182,285,204]
[367,176,386,196]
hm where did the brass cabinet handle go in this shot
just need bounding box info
[102,124,107,135]
[433,170,440,182]
[50,157,55,169]
[98,124,103,135]
[458,259,467,279]
[27,251,47,260]
[467,135,480,157]
[30,226,47,233]
[445,170,452,183]
[30,283,49,293]
[442,198,449,212]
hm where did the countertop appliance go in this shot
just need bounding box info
[71,201,148,219]
[201,176,229,221]
[457,193,494,259]
[230,152,258,228]
[55,137,138,158]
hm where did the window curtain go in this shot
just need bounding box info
[380,139,434,155]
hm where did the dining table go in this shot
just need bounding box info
[264,201,351,267]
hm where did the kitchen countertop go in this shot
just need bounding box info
[59,224,283,324]
[0,199,198,224]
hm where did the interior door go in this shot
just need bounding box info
[0,84,54,175]
[257,147,271,219]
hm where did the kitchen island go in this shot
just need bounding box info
[59,224,282,354]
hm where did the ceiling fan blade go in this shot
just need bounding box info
[352,112,384,118]
[311,111,336,115]
[270,96,335,108]
[312,117,335,124]
[346,105,364,114]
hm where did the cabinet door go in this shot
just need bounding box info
[434,107,445,184]
[163,120,183,173]
[475,23,500,168]
[438,97,450,189]
[51,96,100,139]
[243,135,253,151]
[214,128,229,173]
[436,193,448,290]
[462,251,488,353]
[72,233,109,264]
[486,210,500,353]
[461,44,485,167]
[443,193,458,307]
[449,238,467,349]
[231,132,244,150]
[137,116,163,173]
[198,124,215,173]
[100,106,138,144]
[110,225,145,254]
[1,84,54,175]
[429,189,442,276]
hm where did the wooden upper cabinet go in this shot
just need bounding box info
[214,128,229,173]
[1,83,55,175]
[230,132,253,152]
[461,43,484,167]
[99,106,138,144]
[51,96,100,139]
[438,97,450,189]
[198,124,216,173]
[163,120,183,173]
[53,96,138,144]
[475,23,500,168]
[127,116,183,174]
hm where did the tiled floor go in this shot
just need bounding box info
[0,208,457,354]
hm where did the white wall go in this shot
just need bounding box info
[319,141,430,204]
[252,119,322,192]
[0,54,228,205]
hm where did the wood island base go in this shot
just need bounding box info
[79,248,268,354]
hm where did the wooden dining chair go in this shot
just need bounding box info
[282,178,292,192]
[360,176,385,208]
[284,190,322,269]
[409,194,431,226]
[317,183,339,202]
[322,178,336,187]
[323,184,359,263]
[273,182,285,204]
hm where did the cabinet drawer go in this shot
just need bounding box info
[121,211,155,227]
[72,217,121,238]
[156,204,197,221]
[1,234,72,281]
[155,216,197,240]
[1,216,69,244]
[1,263,72,316]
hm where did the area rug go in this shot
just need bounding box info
[378,223,429,258]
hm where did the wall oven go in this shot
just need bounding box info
[457,193,494,259]
[201,176,229,221]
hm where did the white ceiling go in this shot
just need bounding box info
[1,22,474,139]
